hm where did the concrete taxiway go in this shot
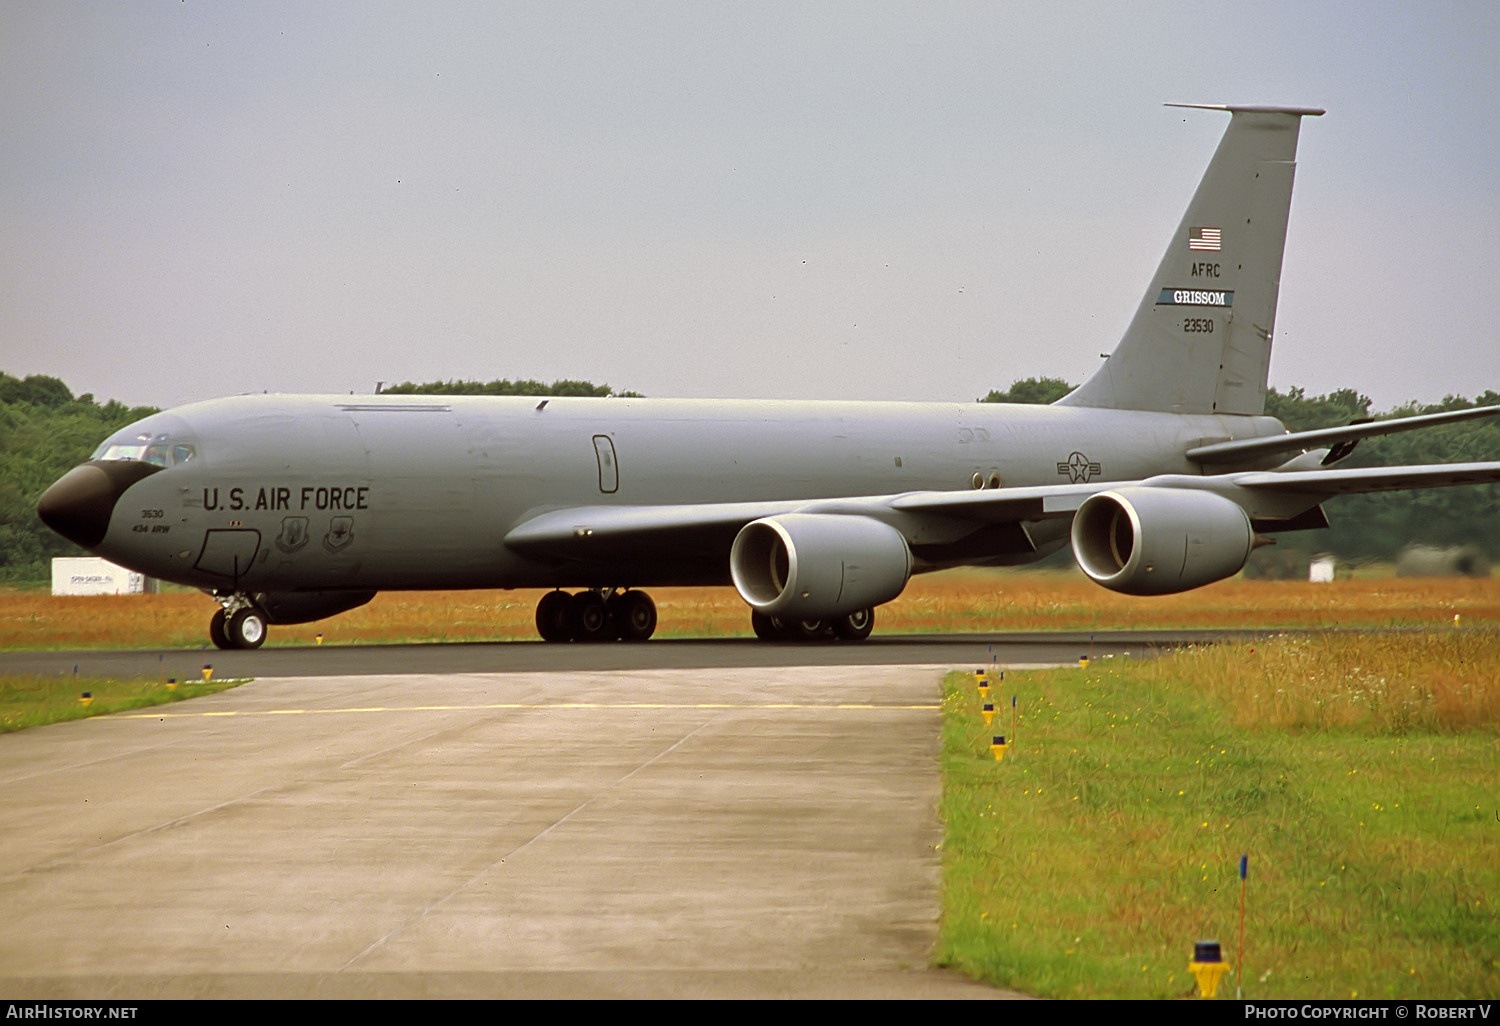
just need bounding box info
[0,662,1025,999]
[0,629,1217,681]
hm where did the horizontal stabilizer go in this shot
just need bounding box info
[1165,102,1326,117]
[1187,405,1500,465]
[1233,461,1500,496]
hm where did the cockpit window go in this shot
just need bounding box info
[92,432,196,466]
[92,442,147,461]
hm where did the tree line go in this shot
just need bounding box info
[1,372,1494,583]
[0,374,161,584]
[379,378,642,398]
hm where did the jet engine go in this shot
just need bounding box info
[1070,487,1253,596]
[253,589,377,625]
[730,514,912,618]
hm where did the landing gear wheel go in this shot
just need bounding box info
[750,611,782,640]
[569,591,612,642]
[832,607,875,641]
[790,618,827,641]
[536,591,572,642]
[750,613,819,640]
[611,591,657,641]
[226,607,268,650]
[209,609,231,650]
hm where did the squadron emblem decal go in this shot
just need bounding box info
[275,516,310,553]
[1057,452,1102,483]
[322,516,355,553]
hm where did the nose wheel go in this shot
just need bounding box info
[210,596,269,650]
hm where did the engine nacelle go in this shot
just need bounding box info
[253,589,377,625]
[730,514,912,618]
[1070,487,1252,596]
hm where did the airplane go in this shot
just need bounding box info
[37,103,1500,650]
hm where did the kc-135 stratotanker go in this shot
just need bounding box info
[38,105,1500,649]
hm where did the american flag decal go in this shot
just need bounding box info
[1189,226,1221,251]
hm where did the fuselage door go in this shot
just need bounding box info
[593,435,618,494]
[195,528,262,580]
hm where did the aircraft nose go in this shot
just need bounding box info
[36,461,163,549]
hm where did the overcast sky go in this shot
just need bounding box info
[2,1,1497,412]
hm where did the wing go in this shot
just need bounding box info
[502,461,1500,564]
[502,478,1131,552]
[503,498,839,560]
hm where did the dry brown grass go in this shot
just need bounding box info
[1127,630,1500,732]
[3,569,1498,649]
[880,568,1500,633]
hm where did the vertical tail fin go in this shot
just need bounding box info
[1057,104,1323,416]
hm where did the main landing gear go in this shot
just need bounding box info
[750,607,875,642]
[209,594,269,650]
[535,589,658,642]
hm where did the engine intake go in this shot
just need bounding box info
[1071,487,1252,595]
[730,514,911,618]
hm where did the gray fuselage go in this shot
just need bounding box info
[85,393,1284,593]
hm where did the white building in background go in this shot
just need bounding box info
[51,557,156,595]
[1309,555,1336,583]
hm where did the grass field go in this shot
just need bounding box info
[937,631,1500,999]
[0,671,243,733]
[5,569,1499,649]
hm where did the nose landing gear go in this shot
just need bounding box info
[209,594,269,650]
